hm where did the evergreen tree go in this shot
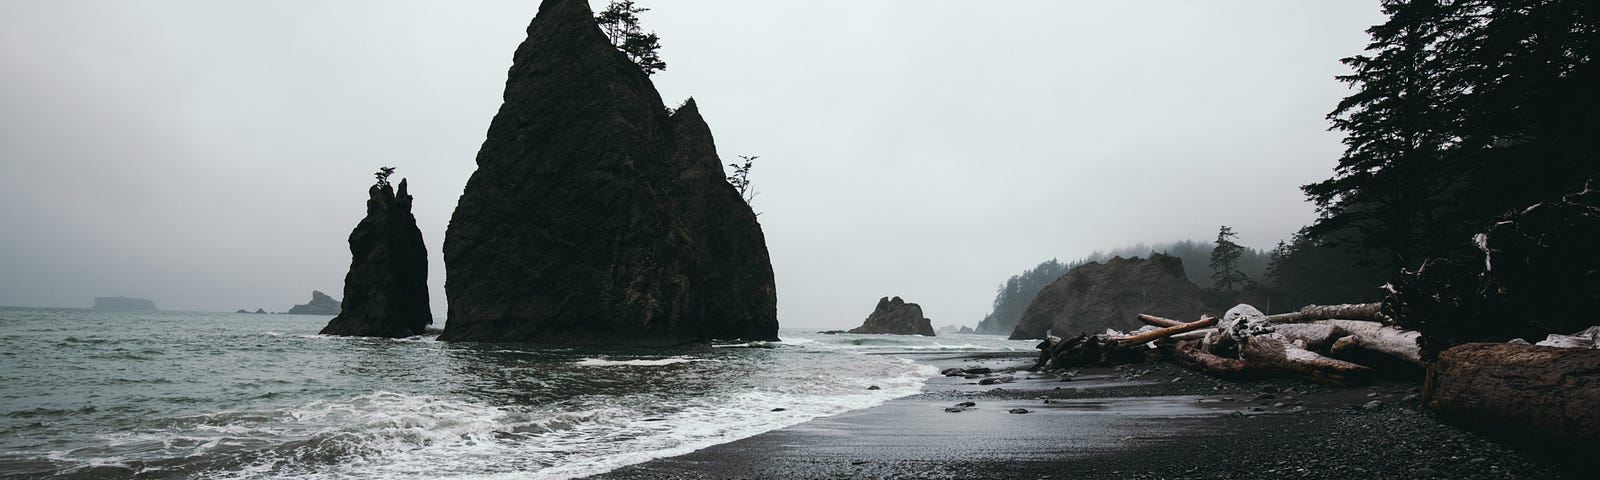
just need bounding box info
[595,0,666,75]
[1209,226,1250,290]
[1300,0,1599,277]
[1302,0,1468,274]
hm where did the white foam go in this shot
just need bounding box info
[573,357,709,367]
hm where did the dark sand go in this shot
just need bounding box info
[594,352,1577,480]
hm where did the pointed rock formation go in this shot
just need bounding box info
[849,297,936,336]
[319,179,433,338]
[440,0,777,346]
[1009,254,1207,340]
[287,290,340,315]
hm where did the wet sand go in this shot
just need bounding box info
[594,352,1577,480]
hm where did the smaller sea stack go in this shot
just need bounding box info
[849,296,936,336]
[320,179,432,338]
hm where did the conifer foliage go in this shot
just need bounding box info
[1283,0,1599,302]
[595,0,666,75]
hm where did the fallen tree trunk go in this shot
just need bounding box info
[1242,333,1372,387]
[1314,320,1423,366]
[1271,323,1345,352]
[1173,339,1251,378]
[1137,314,1186,328]
[1116,316,1216,345]
[1266,303,1388,324]
[1425,343,1600,453]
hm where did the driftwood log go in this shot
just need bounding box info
[1242,333,1371,387]
[1425,343,1600,452]
[1169,305,1375,387]
[1174,339,1250,378]
[1116,316,1216,345]
[1265,303,1389,324]
[1316,320,1423,366]
[1137,314,1186,328]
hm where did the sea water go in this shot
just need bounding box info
[0,307,1033,479]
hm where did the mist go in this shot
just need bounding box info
[0,1,1382,329]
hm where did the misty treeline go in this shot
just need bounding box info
[975,237,1270,334]
[1279,0,1598,309]
[979,1,1597,331]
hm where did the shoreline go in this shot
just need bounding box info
[592,350,1575,480]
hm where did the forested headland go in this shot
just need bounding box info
[979,0,1598,336]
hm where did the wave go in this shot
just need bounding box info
[573,357,712,367]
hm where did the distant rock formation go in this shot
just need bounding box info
[255,308,267,314]
[1009,254,1207,340]
[849,297,936,336]
[235,308,268,314]
[319,179,433,338]
[440,0,777,346]
[94,297,156,311]
[286,290,340,316]
[958,326,975,334]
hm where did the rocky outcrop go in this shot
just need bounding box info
[849,297,935,336]
[235,308,268,314]
[440,0,777,346]
[286,290,340,315]
[93,297,156,311]
[958,326,975,334]
[319,180,433,338]
[1009,254,1206,340]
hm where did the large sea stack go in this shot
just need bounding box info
[440,0,778,346]
[1009,254,1206,340]
[319,179,432,338]
[849,296,936,336]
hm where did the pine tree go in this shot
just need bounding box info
[595,0,666,75]
[1302,0,1469,274]
[1209,226,1249,290]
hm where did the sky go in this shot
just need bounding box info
[0,1,1384,330]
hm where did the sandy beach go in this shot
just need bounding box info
[594,351,1577,480]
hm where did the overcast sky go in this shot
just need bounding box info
[0,1,1383,329]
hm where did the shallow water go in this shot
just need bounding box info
[0,307,1033,479]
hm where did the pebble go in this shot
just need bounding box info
[1415,467,1439,477]
[1362,400,1386,411]
[1008,408,1030,414]
[867,385,880,390]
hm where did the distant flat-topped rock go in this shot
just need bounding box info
[93,296,156,311]
[849,296,936,336]
[287,290,340,316]
[440,0,777,346]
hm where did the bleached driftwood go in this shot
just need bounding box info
[1535,326,1600,349]
[1271,323,1345,352]
[1176,305,1374,386]
[1265,303,1389,324]
[1116,316,1217,345]
[1242,332,1372,387]
[1313,319,1423,366]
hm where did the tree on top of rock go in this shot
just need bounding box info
[595,0,666,75]
[374,166,396,188]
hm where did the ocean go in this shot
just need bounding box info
[0,307,1034,479]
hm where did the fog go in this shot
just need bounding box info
[0,1,1382,329]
